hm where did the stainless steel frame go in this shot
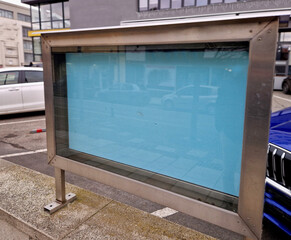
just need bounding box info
[42,17,278,240]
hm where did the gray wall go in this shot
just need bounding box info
[69,0,291,29]
[69,0,138,29]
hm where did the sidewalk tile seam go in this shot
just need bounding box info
[59,199,114,240]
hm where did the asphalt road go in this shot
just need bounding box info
[0,91,290,240]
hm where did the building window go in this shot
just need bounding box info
[24,53,33,63]
[34,54,42,62]
[196,0,208,6]
[41,21,52,30]
[139,0,242,11]
[160,0,170,9]
[40,4,51,22]
[30,1,70,62]
[31,2,70,30]
[23,40,33,51]
[33,37,41,55]
[149,0,158,10]
[139,0,148,11]
[64,20,70,28]
[172,0,182,9]
[18,13,31,22]
[210,0,223,3]
[184,0,195,7]
[31,5,39,22]
[0,9,13,19]
[52,2,63,21]
[22,27,31,37]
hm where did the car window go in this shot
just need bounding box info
[0,72,19,85]
[178,87,194,96]
[24,71,43,83]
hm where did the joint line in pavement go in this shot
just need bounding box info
[0,118,45,126]
[273,95,291,103]
[0,149,47,158]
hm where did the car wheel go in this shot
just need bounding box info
[282,80,291,94]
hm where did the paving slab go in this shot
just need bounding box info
[0,158,215,240]
[0,159,112,239]
[63,201,214,240]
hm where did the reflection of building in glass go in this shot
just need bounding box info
[64,44,249,197]
[21,0,70,61]
[139,0,249,11]
[0,0,32,67]
[274,33,291,90]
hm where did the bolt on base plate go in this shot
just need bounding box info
[44,193,76,214]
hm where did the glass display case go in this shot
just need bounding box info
[42,16,278,240]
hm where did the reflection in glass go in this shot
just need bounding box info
[22,27,31,37]
[139,0,148,11]
[196,0,208,6]
[64,1,70,19]
[40,4,51,22]
[41,21,52,30]
[52,2,63,21]
[184,0,195,6]
[24,53,33,63]
[32,23,40,30]
[280,32,291,42]
[35,54,42,62]
[31,6,39,22]
[210,0,223,3]
[224,0,237,2]
[66,44,248,197]
[64,20,71,28]
[23,40,32,51]
[149,0,158,10]
[172,0,182,8]
[54,43,249,211]
[161,0,170,9]
[53,21,64,29]
[33,37,41,55]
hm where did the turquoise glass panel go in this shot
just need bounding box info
[66,46,249,196]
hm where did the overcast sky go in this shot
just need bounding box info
[1,0,29,8]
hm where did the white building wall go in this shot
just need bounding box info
[0,1,32,67]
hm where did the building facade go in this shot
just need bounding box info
[21,0,70,61]
[0,0,32,67]
[22,0,291,53]
[68,0,291,29]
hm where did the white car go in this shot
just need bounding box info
[0,67,44,115]
[161,85,218,113]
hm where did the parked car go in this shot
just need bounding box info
[161,85,218,113]
[273,76,286,92]
[281,77,291,94]
[273,60,288,92]
[96,83,149,106]
[0,67,44,115]
[265,107,291,237]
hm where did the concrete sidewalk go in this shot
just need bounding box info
[0,158,215,240]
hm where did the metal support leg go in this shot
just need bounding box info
[243,237,255,240]
[44,167,76,214]
[55,168,66,203]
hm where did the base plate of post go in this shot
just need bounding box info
[44,193,77,214]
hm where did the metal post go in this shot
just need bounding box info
[55,167,66,203]
[44,167,76,214]
[243,237,255,240]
